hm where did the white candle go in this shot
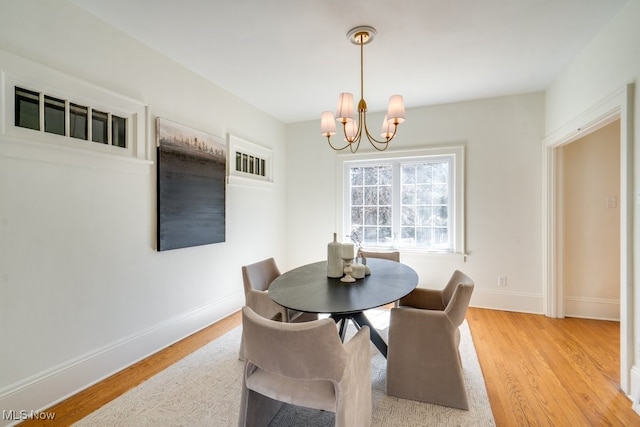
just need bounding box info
[342,243,354,259]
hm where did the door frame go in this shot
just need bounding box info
[542,83,633,393]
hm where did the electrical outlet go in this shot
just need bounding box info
[498,276,507,287]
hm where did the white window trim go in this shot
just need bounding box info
[227,134,273,188]
[336,145,466,256]
[0,49,150,165]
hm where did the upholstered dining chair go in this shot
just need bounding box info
[358,249,400,262]
[358,249,401,307]
[241,257,318,323]
[239,306,372,427]
[239,258,317,359]
[386,270,475,410]
[397,269,468,310]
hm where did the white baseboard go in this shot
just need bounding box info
[0,292,243,427]
[470,288,544,314]
[563,296,620,321]
[631,366,640,414]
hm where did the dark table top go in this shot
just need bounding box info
[269,258,419,315]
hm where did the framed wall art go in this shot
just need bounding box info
[156,118,226,251]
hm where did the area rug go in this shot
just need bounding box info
[75,310,495,426]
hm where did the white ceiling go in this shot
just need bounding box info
[71,0,627,124]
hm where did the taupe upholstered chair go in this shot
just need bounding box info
[358,249,400,262]
[242,257,318,323]
[239,258,317,359]
[387,270,475,410]
[359,249,401,307]
[239,306,372,427]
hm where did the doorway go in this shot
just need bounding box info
[543,84,633,394]
[559,121,620,320]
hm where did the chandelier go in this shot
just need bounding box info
[321,26,405,153]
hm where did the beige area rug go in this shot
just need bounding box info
[75,310,495,426]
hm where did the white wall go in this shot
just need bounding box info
[286,93,545,313]
[561,121,620,320]
[0,0,287,419]
[544,0,640,405]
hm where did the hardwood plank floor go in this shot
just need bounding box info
[19,308,640,426]
[466,307,639,426]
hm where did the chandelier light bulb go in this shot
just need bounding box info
[345,120,358,142]
[381,115,396,139]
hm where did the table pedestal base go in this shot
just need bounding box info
[330,312,388,358]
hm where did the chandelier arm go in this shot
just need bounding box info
[326,135,352,151]
[362,112,394,148]
[349,134,361,153]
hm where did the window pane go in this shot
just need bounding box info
[379,206,392,225]
[416,206,432,226]
[416,184,431,204]
[69,103,88,140]
[351,187,363,205]
[434,206,448,226]
[351,167,363,186]
[92,110,108,144]
[379,186,392,205]
[364,207,377,225]
[379,227,392,243]
[15,87,40,130]
[44,95,65,136]
[416,228,432,247]
[401,206,415,226]
[351,207,363,225]
[364,187,377,205]
[364,167,378,185]
[379,167,392,185]
[433,162,448,183]
[401,185,415,204]
[416,164,431,183]
[112,115,127,148]
[363,227,377,243]
[401,165,415,184]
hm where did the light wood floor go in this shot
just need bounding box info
[19,308,640,426]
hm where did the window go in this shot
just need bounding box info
[15,87,40,130]
[13,86,127,149]
[91,109,108,144]
[227,134,273,186]
[2,49,149,164]
[70,103,88,140]
[44,95,65,136]
[235,151,266,177]
[341,147,464,254]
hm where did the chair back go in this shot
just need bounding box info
[442,270,473,307]
[242,258,281,294]
[444,282,474,327]
[242,306,348,381]
[359,250,400,262]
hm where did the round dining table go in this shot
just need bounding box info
[268,258,419,358]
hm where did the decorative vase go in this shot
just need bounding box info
[327,233,344,278]
[352,263,365,279]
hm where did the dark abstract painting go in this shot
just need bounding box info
[156,118,226,251]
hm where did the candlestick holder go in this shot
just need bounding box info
[340,256,356,283]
